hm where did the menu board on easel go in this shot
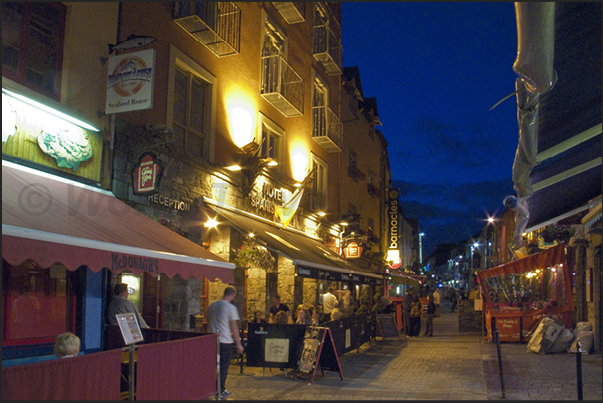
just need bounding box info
[116,312,144,345]
[295,327,343,384]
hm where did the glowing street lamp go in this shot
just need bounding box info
[419,232,425,267]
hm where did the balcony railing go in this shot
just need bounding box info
[313,24,342,76]
[173,2,240,57]
[260,54,304,117]
[272,2,305,24]
[312,105,342,152]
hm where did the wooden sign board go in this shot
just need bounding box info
[376,314,400,339]
[295,327,343,384]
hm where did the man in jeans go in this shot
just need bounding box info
[206,286,244,398]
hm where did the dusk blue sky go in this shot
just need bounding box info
[341,2,519,257]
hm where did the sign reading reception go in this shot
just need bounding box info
[106,49,154,114]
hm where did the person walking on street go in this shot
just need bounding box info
[206,286,244,398]
[424,294,436,337]
[321,287,338,323]
[403,289,414,336]
[409,294,422,337]
[449,288,458,312]
[432,288,441,317]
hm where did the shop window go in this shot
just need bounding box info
[2,259,74,346]
[169,46,216,162]
[2,2,66,100]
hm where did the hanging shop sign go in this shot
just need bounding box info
[106,49,154,114]
[131,152,164,195]
[343,241,363,259]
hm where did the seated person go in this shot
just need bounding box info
[54,332,80,358]
[250,310,267,324]
[311,310,321,326]
[330,308,343,321]
[274,310,294,324]
[295,309,312,325]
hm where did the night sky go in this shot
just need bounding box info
[342,2,519,257]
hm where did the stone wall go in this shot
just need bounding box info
[277,256,296,310]
[246,267,267,320]
[163,275,201,330]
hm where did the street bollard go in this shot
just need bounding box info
[576,341,583,400]
[493,321,506,399]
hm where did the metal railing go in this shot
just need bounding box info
[313,23,342,76]
[173,2,240,57]
[272,2,306,24]
[312,105,343,152]
[260,54,304,117]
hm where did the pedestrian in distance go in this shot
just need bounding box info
[432,288,441,317]
[424,294,436,337]
[403,288,414,336]
[206,286,244,398]
[409,294,422,337]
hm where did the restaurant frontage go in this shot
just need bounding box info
[203,199,384,322]
[477,243,573,342]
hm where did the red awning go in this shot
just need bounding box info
[477,243,566,279]
[477,243,572,311]
[2,161,234,282]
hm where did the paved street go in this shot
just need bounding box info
[214,309,602,400]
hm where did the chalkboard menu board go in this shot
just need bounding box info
[458,299,483,333]
[376,314,400,338]
[295,327,343,384]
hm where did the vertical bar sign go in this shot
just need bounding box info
[387,189,401,269]
[106,49,154,114]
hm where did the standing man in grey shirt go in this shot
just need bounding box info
[107,283,149,329]
[206,286,244,398]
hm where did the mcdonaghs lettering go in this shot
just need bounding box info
[112,253,159,273]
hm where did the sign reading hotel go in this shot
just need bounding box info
[106,49,154,114]
[387,189,402,269]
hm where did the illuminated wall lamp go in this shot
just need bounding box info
[317,211,326,217]
[204,216,219,229]
[226,164,242,171]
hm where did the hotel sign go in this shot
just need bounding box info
[131,152,163,195]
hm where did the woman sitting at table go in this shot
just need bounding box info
[295,308,312,325]
[274,310,294,324]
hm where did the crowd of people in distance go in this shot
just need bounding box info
[251,289,356,328]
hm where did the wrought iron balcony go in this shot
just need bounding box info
[272,2,305,24]
[173,2,240,57]
[313,23,342,76]
[260,54,304,117]
[312,106,342,152]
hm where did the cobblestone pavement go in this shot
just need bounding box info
[210,309,602,401]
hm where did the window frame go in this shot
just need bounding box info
[311,152,328,212]
[257,112,285,172]
[1,2,66,101]
[167,45,217,163]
